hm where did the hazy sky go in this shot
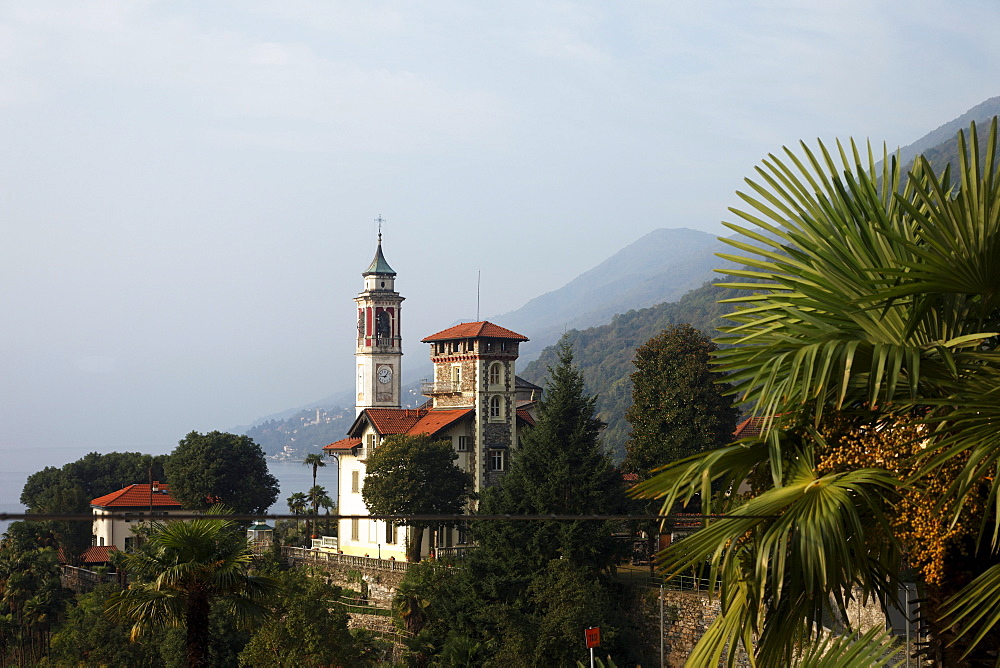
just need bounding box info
[2,0,999,455]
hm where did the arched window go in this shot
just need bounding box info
[489,362,502,386]
[489,395,502,418]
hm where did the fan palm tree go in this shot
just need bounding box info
[105,506,277,667]
[317,492,336,536]
[634,121,1000,665]
[306,485,329,539]
[286,491,308,534]
[302,452,326,490]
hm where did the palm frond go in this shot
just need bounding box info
[938,562,1000,660]
[792,626,903,668]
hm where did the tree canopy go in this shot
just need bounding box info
[623,323,737,478]
[238,568,361,667]
[165,431,279,515]
[635,121,1000,665]
[362,433,473,562]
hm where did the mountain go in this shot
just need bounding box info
[894,96,1000,167]
[489,227,730,361]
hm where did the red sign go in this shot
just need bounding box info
[585,627,601,649]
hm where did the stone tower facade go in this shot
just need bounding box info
[421,322,528,492]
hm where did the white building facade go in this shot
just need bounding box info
[90,482,186,552]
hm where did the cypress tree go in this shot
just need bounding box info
[623,324,737,479]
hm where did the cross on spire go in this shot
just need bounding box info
[375,214,384,244]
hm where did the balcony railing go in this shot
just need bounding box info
[420,381,459,395]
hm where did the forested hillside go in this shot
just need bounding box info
[244,407,354,458]
[519,279,743,461]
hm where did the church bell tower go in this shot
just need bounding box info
[354,228,404,416]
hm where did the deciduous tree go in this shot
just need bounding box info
[362,434,472,563]
[165,431,279,515]
[239,568,361,667]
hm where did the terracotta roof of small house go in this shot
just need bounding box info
[422,321,528,343]
[324,437,362,451]
[90,483,182,509]
[80,546,118,564]
[516,407,535,426]
[733,416,765,440]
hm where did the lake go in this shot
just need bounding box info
[0,448,340,534]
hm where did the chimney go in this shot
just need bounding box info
[152,481,160,493]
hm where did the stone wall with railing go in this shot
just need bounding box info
[282,546,409,605]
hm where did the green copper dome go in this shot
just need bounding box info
[363,239,396,276]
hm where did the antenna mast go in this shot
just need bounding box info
[477,271,481,321]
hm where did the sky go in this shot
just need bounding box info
[2,0,1000,456]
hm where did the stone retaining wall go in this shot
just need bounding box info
[296,562,407,606]
[347,612,397,634]
[659,589,752,667]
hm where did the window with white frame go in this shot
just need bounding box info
[489,449,505,471]
[351,470,360,493]
[451,364,461,387]
[489,395,502,418]
[457,435,468,452]
[489,362,502,386]
[386,521,396,544]
[366,434,376,451]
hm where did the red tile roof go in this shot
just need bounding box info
[366,408,426,434]
[516,407,535,426]
[324,437,362,451]
[80,546,118,563]
[90,483,183,509]
[409,409,473,436]
[422,321,528,342]
[733,416,765,440]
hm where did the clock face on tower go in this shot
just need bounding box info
[377,365,393,384]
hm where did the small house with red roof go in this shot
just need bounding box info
[323,237,539,560]
[90,481,185,553]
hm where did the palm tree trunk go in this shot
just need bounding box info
[923,547,1000,667]
[185,591,211,668]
